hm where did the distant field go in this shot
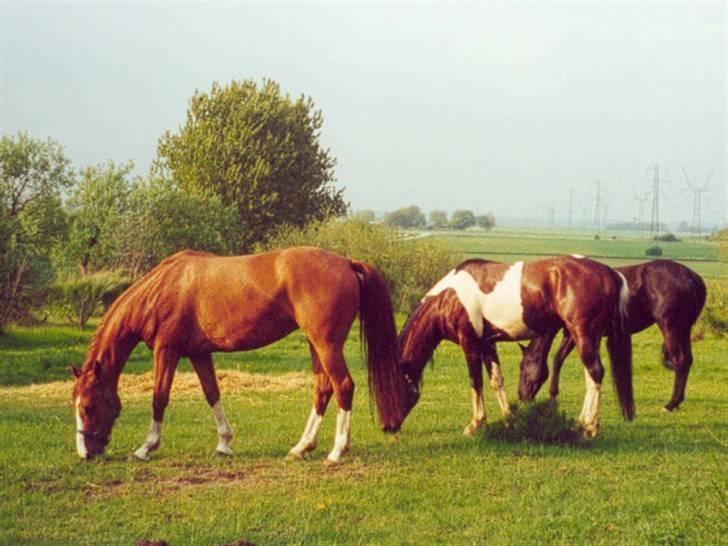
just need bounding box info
[430,228,725,278]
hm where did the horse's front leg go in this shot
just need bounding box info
[288,342,333,460]
[484,346,511,420]
[190,353,234,455]
[462,348,486,436]
[550,332,575,400]
[573,334,604,438]
[134,346,179,461]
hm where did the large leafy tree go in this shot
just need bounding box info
[66,161,133,274]
[0,133,72,331]
[156,79,347,251]
[383,206,426,229]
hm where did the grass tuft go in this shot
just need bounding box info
[483,400,584,445]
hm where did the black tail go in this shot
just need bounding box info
[606,271,635,421]
[350,260,408,430]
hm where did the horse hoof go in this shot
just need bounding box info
[285,451,305,462]
[215,448,233,456]
[133,450,150,462]
[662,405,678,413]
[463,423,482,437]
[324,457,342,466]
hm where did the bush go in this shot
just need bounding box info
[483,400,582,445]
[50,271,131,328]
[260,219,457,312]
[645,245,663,256]
[698,278,728,337]
[654,232,680,242]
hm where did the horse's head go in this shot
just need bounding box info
[71,363,121,459]
[381,358,423,433]
[518,342,549,401]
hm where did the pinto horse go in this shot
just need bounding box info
[71,247,410,464]
[519,259,706,412]
[398,256,635,438]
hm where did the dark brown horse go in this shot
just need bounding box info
[518,259,706,412]
[72,247,410,464]
[398,256,634,438]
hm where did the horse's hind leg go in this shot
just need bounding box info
[462,347,485,436]
[313,342,354,465]
[484,346,511,420]
[190,353,234,455]
[287,342,334,460]
[573,334,605,438]
[660,324,693,412]
[134,345,180,461]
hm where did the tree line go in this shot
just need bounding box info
[0,79,345,331]
[355,206,496,230]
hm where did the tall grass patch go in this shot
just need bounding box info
[261,219,458,311]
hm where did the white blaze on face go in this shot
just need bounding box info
[426,262,533,339]
[75,397,88,459]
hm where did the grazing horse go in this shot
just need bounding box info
[397,256,634,438]
[519,259,706,412]
[71,247,410,464]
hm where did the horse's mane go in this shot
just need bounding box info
[80,251,204,373]
[398,298,441,381]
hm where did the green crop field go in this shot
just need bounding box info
[1,229,726,545]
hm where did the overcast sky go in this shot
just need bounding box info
[2,2,726,227]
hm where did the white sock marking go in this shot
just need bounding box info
[579,369,601,434]
[289,407,324,458]
[489,362,511,417]
[134,419,162,461]
[426,263,534,339]
[75,397,88,459]
[326,409,351,463]
[212,401,234,454]
[464,387,486,436]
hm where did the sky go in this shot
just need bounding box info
[2,1,727,228]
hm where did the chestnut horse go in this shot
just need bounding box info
[519,259,706,412]
[398,256,634,438]
[72,247,410,464]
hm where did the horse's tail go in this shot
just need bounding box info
[349,260,407,430]
[606,270,635,421]
[689,269,708,324]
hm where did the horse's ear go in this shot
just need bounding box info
[70,366,81,378]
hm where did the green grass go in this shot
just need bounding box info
[434,228,725,278]
[1,323,726,545]
[1,228,726,545]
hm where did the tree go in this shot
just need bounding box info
[429,210,448,229]
[383,206,426,229]
[476,212,496,230]
[353,209,376,224]
[119,177,240,274]
[450,209,476,230]
[65,162,133,274]
[0,133,72,332]
[156,79,347,251]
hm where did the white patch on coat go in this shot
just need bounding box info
[571,254,585,259]
[289,407,324,458]
[426,263,534,339]
[616,271,630,319]
[326,409,351,463]
[212,401,234,455]
[75,397,88,459]
[134,420,162,461]
[579,369,601,432]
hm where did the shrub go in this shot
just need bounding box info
[645,245,663,256]
[483,400,582,445]
[698,278,728,337]
[50,271,131,328]
[655,232,679,242]
[260,218,457,312]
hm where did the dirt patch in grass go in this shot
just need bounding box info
[0,370,310,404]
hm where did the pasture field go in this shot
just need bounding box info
[1,228,726,545]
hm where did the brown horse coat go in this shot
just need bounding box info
[72,247,408,463]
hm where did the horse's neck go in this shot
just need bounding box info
[401,306,444,367]
[86,320,139,386]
